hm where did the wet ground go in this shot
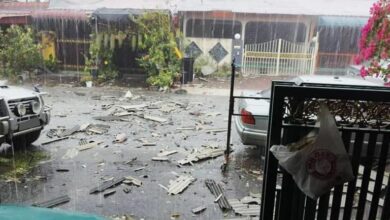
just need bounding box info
[0,85,263,219]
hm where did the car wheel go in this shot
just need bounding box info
[12,130,41,148]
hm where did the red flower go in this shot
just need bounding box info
[360,66,369,77]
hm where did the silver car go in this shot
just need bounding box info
[234,75,383,147]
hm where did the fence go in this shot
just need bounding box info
[242,38,318,76]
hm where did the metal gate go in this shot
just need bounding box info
[242,37,319,76]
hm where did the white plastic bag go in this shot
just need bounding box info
[270,104,354,199]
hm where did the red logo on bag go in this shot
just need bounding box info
[306,149,337,180]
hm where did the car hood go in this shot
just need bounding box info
[0,86,38,101]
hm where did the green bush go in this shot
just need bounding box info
[84,32,118,82]
[0,25,43,79]
[135,12,181,88]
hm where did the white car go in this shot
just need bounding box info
[0,81,50,147]
[234,75,383,147]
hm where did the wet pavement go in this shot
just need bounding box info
[0,85,263,219]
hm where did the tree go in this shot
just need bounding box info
[135,12,181,88]
[0,25,42,79]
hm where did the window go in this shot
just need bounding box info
[186,19,242,39]
[244,22,307,44]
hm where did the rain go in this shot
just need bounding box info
[0,0,386,219]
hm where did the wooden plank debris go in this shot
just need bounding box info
[167,175,196,195]
[33,195,70,208]
[41,137,69,145]
[89,177,126,194]
[178,147,224,165]
[205,179,231,210]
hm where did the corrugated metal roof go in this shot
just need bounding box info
[49,0,376,17]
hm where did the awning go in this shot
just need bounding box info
[91,8,146,23]
[318,16,368,27]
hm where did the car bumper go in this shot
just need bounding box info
[234,117,267,146]
[6,110,50,137]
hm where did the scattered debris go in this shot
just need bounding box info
[240,196,261,205]
[157,150,178,157]
[33,195,70,208]
[167,175,196,195]
[104,190,116,198]
[161,105,175,113]
[118,104,147,111]
[78,140,102,151]
[113,111,134,117]
[62,148,79,160]
[56,169,70,172]
[171,213,180,219]
[79,123,91,131]
[124,90,133,99]
[58,125,80,137]
[205,179,231,210]
[46,129,62,138]
[175,89,187,95]
[41,137,69,146]
[124,176,142,187]
[191,206,207,214]
[93,116,123,122]
[159,184,169,192]
[205,128,227,134]
[143,114,168,123]
[142,142,156,147]
[249,192,262,199]
[178,147,225,165]
[206,112,222,117]
[101,104,114,110]
[152,157,170,162]
[214,194,223,203]
[176,127,196,131]
[87,124,110,134]
[90,177,126,194]
[228,199,260,216]
[134,167,145,172]
[123,188,131,194]
[198,77,209,82]
[115,133,127,143]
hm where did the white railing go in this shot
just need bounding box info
[242,37,319,76]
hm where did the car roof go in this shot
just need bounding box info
[294,75,383,87]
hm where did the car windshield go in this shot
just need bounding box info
[0,0,387,220]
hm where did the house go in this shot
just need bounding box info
[1,0,376,75]
[178,0,374,75]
